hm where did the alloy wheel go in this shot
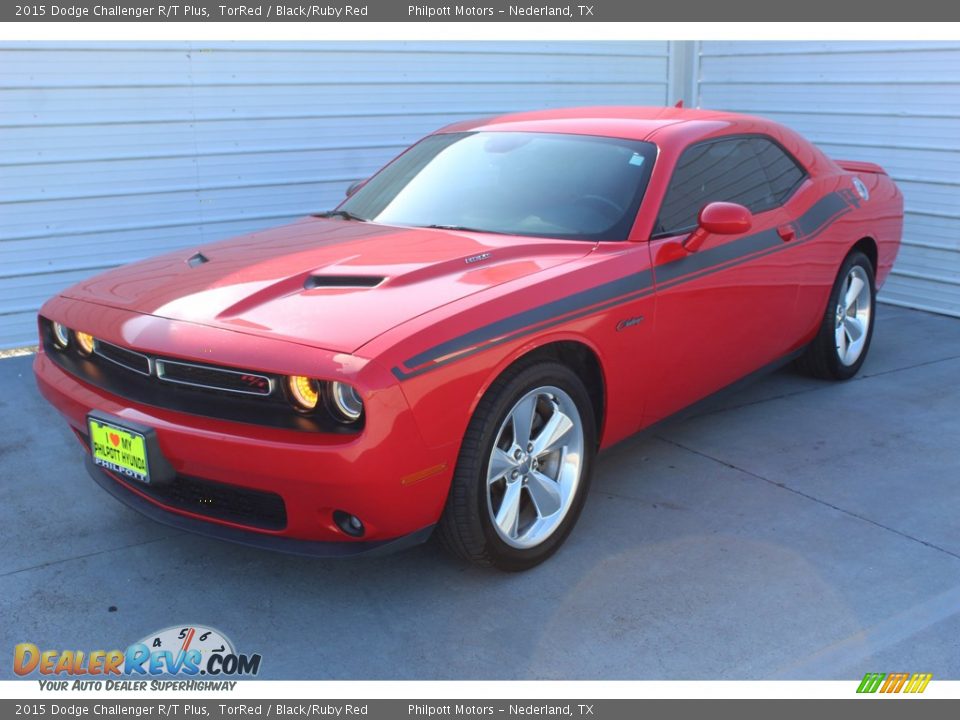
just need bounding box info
[485,385,585,549]
[834,265,872,367]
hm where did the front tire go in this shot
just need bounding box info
[797,250,876,380]
[437,361,597,571]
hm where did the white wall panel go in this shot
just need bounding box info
[6,40,954,347]
[0,41,669,348]
[699,41,960,316]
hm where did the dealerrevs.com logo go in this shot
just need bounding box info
[14,625,261,691]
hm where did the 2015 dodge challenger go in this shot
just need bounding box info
[34,107,903,570]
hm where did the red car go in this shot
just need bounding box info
[34,107,903,570]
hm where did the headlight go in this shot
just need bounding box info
[328,381,363,422]
[51,322,70,349]
[75,331,95,356]
[286,375,320,411]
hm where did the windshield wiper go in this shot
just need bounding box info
[314,209,366,221]
[421,224,505,234]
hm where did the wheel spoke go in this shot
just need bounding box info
[530,405,574,457]
[488,447,516,484]
[844,275,865,311]
[526,470,562,518]
[495,481,523,537]
[843,316,864,343]
[835,323,848,360]
[485,384,586,550]
[510,394,538,448]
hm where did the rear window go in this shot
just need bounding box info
[749,137,807,203]
[654,135,808,237]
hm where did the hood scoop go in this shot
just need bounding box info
[304,275,385,289]
[63,216,594,354]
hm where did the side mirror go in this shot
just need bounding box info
[345,179,367,198]
[682,202,753,253]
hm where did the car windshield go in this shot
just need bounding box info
[338,131,657,242]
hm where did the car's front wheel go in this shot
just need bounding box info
[437,360,596,571]
[797,249,876,380]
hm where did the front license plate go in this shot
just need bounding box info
[88,417,151,484]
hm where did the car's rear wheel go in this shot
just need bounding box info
[797,250,876,380]
[437,361,596,571]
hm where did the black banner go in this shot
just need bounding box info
[1,700,959,719]
[0,698,957,720]
[4,0,960,21]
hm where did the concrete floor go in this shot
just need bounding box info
[2,304,959,680]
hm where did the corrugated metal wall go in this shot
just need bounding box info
[4,41,957,348]
[698,41,960,317]
[0,41,671,349]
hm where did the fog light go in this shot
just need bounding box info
[75,331,95,356]
[328,381,363,422]
[51,322,70,349]
[333,510,365,538]
[286,375,319,411]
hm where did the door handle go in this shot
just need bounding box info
[777,224,796,242]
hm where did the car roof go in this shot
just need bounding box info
[438,106,773,146]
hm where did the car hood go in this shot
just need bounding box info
[61,217,593,353]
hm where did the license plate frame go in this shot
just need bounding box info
[88,416,152,484]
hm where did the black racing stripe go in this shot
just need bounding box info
[654,228,781,284]
[402,269,654,371]
[392,284,656,381]
[653,191,853,286]
[795,192,851,238]
[393,191,855,380]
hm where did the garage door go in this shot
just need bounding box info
[697,41,960,318]
[0,41,671,349]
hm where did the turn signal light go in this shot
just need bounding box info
[286,375,320,411]
[75,331,95,356]
[286,376,364,423]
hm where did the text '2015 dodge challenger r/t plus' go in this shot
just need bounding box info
[35,106,903,570]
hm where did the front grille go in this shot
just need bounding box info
[77,431,288,530]
[156,359,273,396]
[95,340,151,376]
[74,430,287,530]
[39,315,361,433]
[138,474,287,530]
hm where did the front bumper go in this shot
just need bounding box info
[85,456,435,557]
[35,349,455,549]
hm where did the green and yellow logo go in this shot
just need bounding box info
[857,672,932,694]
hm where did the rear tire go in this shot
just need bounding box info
[437,360,596,571]
[796,250,876,381]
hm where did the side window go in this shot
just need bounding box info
[748,137,807,204]
[655,136,783,237]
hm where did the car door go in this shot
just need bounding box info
[644,134,806,424]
